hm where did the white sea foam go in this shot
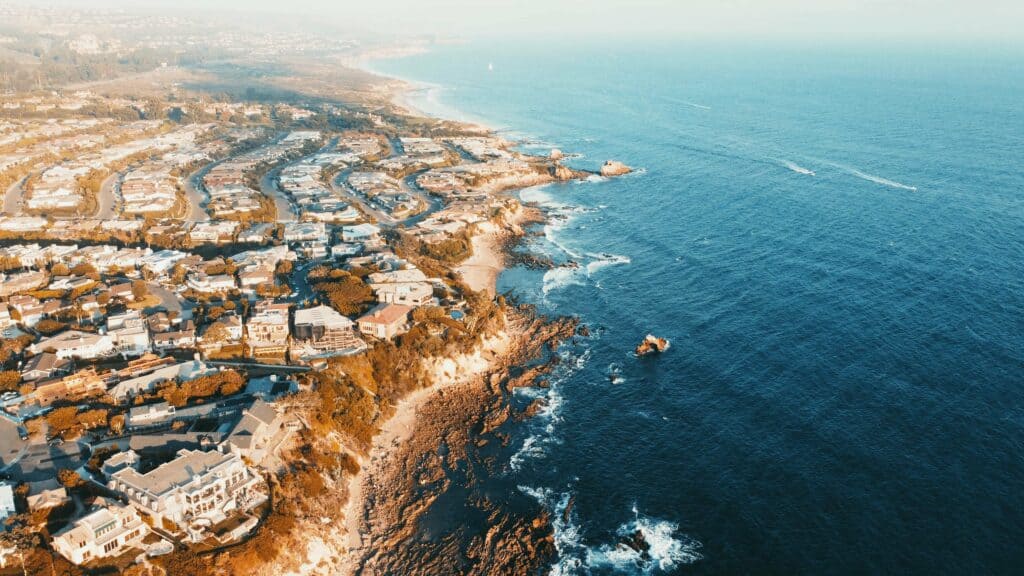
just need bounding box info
[543,265,586,294]
[607,362,625,385]
[587,505,704,573]
[782,160,816,176]
[519,487,587,576]
[846,166,918,191]
[825,162,918,191]
[585,253,632,275]
[520,489,703,575]
[509,348,589,470]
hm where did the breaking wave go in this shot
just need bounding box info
[585,253,631,275]
[587,505,704,573]
[518,489,703,575]
[543,265,586,294]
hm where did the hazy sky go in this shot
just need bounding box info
[42,0,1024,44]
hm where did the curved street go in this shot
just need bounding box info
[2,175,27,215]
[95,172,120,219]
[183,161,215,221]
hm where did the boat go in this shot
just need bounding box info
[635,334,670,356]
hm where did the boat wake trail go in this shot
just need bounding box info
[781,160,815,176]
[663,96,712,110]
[836,164,918,191]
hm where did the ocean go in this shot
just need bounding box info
[369,39,1024,574]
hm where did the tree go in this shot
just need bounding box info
[34,319,66,335]
[76,408,108,430]
[0,371,20,393]
[50,262,70,276]
[109,414,125,435]
[131,279,149,301]
[70,262,99,281]
[313,271,375,316]
[46,406,79,438]
[57,468,83,488]
[203,321,231,344]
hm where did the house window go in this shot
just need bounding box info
[103,540,118,553]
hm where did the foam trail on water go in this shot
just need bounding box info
[782,160,815,176]
[832,163,918,191]
[663,96,712,110]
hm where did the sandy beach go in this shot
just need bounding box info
[458,231,503,296]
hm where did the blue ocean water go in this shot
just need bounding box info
[371,40,1024,574]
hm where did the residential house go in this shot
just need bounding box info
[32,367,106,406]
[0,483,13,524]
[109,356,214,402]
[293,305,365,355]
[51,498,148,566]
[223,400,281,463]
[126,401,176,431]
[186,273,236,294]
[107,282,136,302]
[238,266,274,291]
[27,486,70,512]
[356,304,413,340]
[371,281,434,306]
[0,270,48,297]
[282,221,328,243]
[21,352,72,382]
[341,223,380,243]
[30,330,114,360]
[152,321,197,352]
[245,301,290,356]
[108,448,265,531]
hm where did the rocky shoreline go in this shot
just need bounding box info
[331,56,610,576]
[343,310,578,575]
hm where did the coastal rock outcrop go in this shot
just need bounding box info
[635,334,670,356]
[552,163,575,181]
[600,159,633,177]
[549,148,564,161]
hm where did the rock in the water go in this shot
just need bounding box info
[552,164,575,180]
[621,529,651,554]
[635,334,670,356]
[550,148,564,160]
[600,160,633,176]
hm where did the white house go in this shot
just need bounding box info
[109,449,265,532]
[51,498,148,566]
[30,330,114,360]
[342,223,381,243]
[0,483,14,524]
[186,273,236,293]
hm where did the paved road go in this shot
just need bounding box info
[0,416,26,471]
[183,162,215,221]
[259,165,298,223]
[3,175,27,215]
[96,172,120,219]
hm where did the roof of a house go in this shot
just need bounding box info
[294,305,353,328]
[111,448,240,497]
[357,303,413,326]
